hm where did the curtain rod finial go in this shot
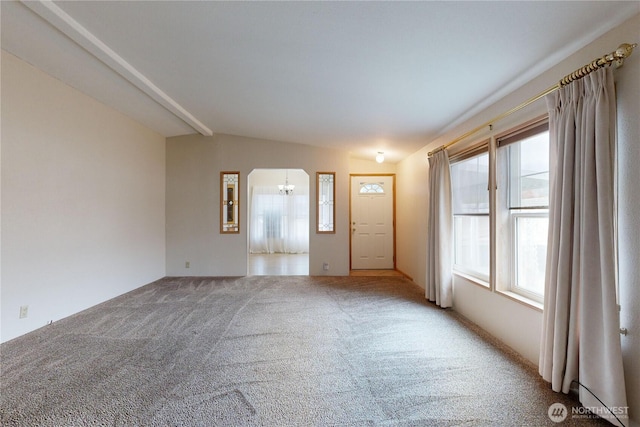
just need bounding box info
[613,43,637,67]
[616,43,637,59]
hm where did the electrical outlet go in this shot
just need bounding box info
[185,261,190,268]
[19,305,28,319]
[323,262,329,271]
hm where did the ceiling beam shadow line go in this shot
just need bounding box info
[20,0,213,137]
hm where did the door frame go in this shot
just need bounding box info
[349,174,397,270]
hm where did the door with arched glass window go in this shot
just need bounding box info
[350,175,395,270]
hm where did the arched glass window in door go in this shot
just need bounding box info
[359,182,385,194]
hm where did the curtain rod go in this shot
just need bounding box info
[428,42,637,158]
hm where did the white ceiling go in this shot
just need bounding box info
[2,1,638,163]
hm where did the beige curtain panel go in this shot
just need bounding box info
[426,150,453,308]
[540,66,627,425]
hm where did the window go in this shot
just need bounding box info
[359,182,385,194]
[448,119,549,306]
[249,186,309,254]
[317,172,335,233]
[498,122,549,302]
[451,150,490,282]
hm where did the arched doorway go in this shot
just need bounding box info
[247,169,309,275]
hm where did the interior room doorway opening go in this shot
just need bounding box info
[247,169,309,275]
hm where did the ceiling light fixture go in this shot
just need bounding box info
[376,152,385,163]
[278,170,295,195]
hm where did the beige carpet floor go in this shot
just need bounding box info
[0,275,611,426]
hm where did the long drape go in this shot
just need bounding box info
[540,67,627,425]
[249,186,309,254]
[426,150,453,308]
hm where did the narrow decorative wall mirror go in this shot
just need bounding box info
[220,171,240,234]
[317,172,335,233]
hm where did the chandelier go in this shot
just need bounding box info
[278,170,295,195]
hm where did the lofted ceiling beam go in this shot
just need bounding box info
[20,0,213,136]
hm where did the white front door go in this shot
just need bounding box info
[350,175,395,269]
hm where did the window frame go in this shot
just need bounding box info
[509,211,548,304]
[450,142,491,284]
[447,117,551,309]
[496,118,550,305]
[316,172,335,234]
[453,213,491,284]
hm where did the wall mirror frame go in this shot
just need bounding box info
[316,172,336,234]
[220,171,240,234]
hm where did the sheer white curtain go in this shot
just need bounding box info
[426,150,453,308]
[249,186,309,254]
[540,67,627,424]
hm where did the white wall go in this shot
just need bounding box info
[396,152,430,286]
[248,169,309,190]
[166,134,350,276]
[1,51,166,343]
[348,157,397,175]
[396,14,640,426]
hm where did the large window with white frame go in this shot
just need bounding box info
[497,120,549,303]
[449,119,549,306]
[451,147,490,283]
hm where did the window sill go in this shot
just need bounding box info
[453,271,490,289]
[453,271,544,312]
[496,290,543,312]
